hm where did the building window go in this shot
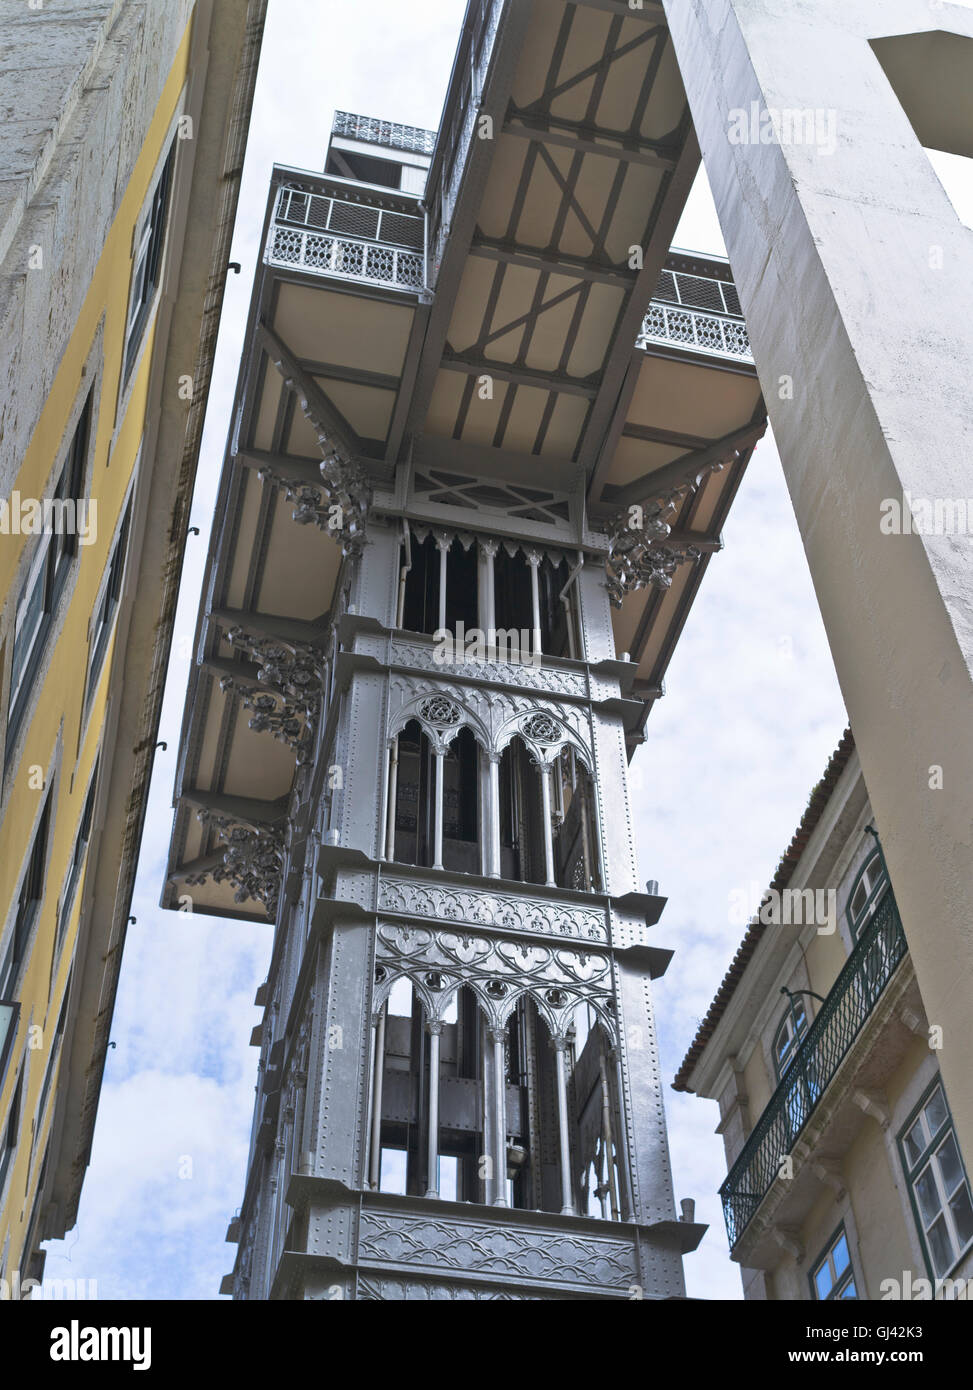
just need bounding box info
[34,974,70,1160]
[811,1225,858,1299]
[51,762,99,995]
[773,997,808,1081]
[85,500,132,708]
[7,394,92,738]
[124,142,176,381]
[847,850,888,939]
[0,1069,24,1199]
[60,762,98,927]
[899,1080,973,1279]
[0,795,52,1001]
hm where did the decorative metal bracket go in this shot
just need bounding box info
[258,323,373,555]
[220,627,328,763]
[187,810,285,913]
[604,463,724,607]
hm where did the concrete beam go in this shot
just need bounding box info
[663,0,973,1168]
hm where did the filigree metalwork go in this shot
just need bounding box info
[358,1208,636,1289]
[416,695,461,727]
[221,627,328,763]
[257,448,371,556]
[219,680,309,760]
[604,467,725,607]
[332,110,437,156]
[187,812,284,913]
[521,712,559,744]
[373,921,613,1039]
[377,877,608,943]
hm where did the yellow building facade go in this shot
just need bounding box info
[0,0,266,1288]
[676,733,973,1300]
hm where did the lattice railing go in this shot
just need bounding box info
[266,185,425,293]
[720,890,907,1249]
[332,110,437,157]
[639,264,752,361]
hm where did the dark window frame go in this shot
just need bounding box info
[6,393,93,753]
[0,1066,24,1200]
[0,1001,20,1097]
[123,141,177,381]
[773,996,808,1082]
[85,499,133,711]
[809,1221,858,1300]
[0,794,52,1002]
[897,1077,973,1281]
[846,849,889,940]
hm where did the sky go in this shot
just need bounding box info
[40,0,972,1301]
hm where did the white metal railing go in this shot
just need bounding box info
[640,265,753,362]
[266,185,426,293]
[332,110,437,158]
[638,300,753,362]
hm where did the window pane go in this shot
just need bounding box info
[832,1232,850,1276]
[814,1263,833,1299]
[379,1148,407,1195]
[839,1277,858,1299]
[915,1164,942,1225]
[903,1119,926,1168]
[388,978,412,1017]
[439,1155,458,1201]
[924,1087,948,1136]
[850,881,866,918]
[927,1214,954,1277]
[949,1184,973,1250]
[936,1133,964,1196]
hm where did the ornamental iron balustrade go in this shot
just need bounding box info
[640,264,752,362]
[332,110,437,158]
[426,0,502,283]
[639,303,753,362]
[267,185,425,293]
[720,889,907,1249]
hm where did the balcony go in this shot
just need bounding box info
[720,890,908,1251]
[265,181,426,294]
[640,261,754,364]
[332,110,437,158]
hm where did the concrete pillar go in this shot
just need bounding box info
[662,0,973,1166]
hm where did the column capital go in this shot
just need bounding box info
[478,535,500,558]
[425,1019,446,1037]
[486,1025,507,1045]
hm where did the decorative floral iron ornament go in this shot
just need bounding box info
[186,810,285,913]
[219,628,328,764]
[604,462,725,607]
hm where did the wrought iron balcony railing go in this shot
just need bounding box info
[640,265,753,363]
[332,110,437,158]
[266,183,426,294]
[720,890,907,1249]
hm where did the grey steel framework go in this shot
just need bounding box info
[166,0,766,1300]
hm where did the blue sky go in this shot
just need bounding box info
[40,0,972,1300]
